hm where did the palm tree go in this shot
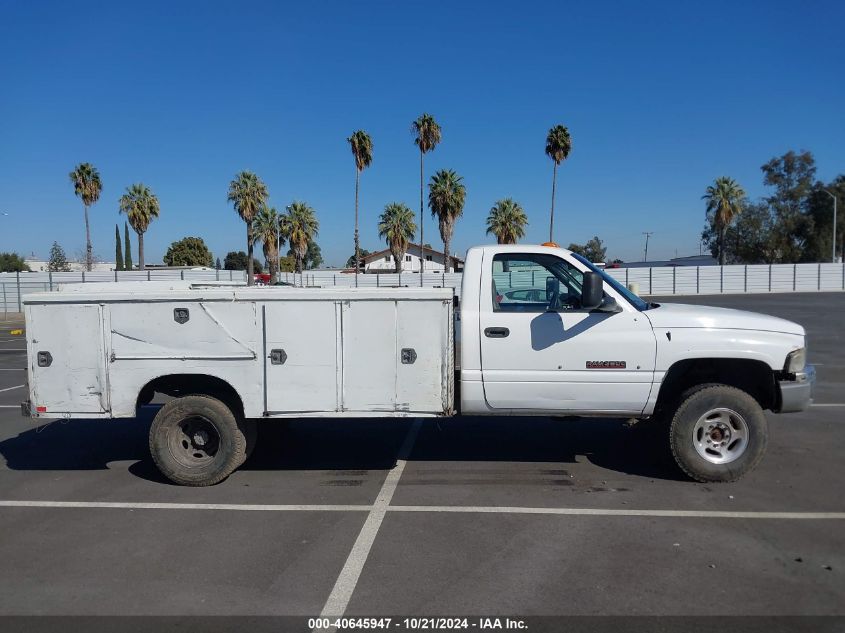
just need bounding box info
[252,205,282,283]
[118,183,160,270]
[412,114,442,278]
[428,169,466,273]
[347,130,373,277]
[545,124,572,242]
[228,171,269,285]
[703,176,746,265]
[378,203,417,273]
[486,198,528,244]
[280,201,319,273]
[69,162,103,271]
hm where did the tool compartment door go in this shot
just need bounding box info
[28,304,108,414]
[342,299,449,413]
[264,301,340,413]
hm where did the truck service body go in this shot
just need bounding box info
[20,244,815,485]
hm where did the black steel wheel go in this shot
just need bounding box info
[150,395,248,486]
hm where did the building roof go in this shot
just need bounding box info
[361,243,465,265]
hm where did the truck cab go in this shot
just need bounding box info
[459,244,814,481]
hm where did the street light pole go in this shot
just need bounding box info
[823,190,838,263]
[642,232,654,262]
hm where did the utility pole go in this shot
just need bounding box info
[642,232,654,262]
[823,190,838,262]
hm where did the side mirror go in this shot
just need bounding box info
[581,272,603,310]
[546,277,561,310]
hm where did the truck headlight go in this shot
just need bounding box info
[785,348,806,373]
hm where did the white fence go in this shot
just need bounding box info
[605,263,845,296]
[279,263,845,298]
[0,269,247,315]
[4,263,843,315]
[278,271,464,291]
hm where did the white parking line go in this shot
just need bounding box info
[388,506,845,519]
[0,500,370,512]
[0,498,841,520]
[0,368,25,371]
[0,349,26,352]
[811,403,845,407]
[0,384,24,393]
[316,418,422,625]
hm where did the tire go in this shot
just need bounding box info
[669,384,768,483]
[149,395,248,486]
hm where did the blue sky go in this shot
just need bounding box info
[1,0,843,266]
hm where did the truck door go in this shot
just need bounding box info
[479,251,656,413]
[264,302,340,413]
[28,304,108,414]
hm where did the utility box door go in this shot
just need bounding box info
[264,302,340,413]
[342,301,398,411]
[28,304,107,414]
[342,299,449,413]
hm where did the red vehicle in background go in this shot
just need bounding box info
[254,273,271,285]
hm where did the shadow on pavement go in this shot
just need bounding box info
[0,407,684,483]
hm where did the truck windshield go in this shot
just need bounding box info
[571,253,651,311]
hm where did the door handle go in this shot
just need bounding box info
[484,327,510,338]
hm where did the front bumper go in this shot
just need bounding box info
[777,364,815,413]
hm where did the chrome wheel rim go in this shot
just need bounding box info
[167,415,220,468]
[692,408,749,465]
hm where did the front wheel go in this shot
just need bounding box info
[669,385,768,483]
[149,395,248,486]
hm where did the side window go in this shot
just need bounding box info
[492,253,586,313]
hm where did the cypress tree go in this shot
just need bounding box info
[115,224,124,271]
[124,222,133,270]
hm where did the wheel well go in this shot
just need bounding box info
[137,374,245,418]
[655,358,777,413]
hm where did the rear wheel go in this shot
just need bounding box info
[669,384,768,483]
[149,395,248,486]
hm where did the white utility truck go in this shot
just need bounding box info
[21,244,815,486]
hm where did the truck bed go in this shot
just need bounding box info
[23,282,455,419]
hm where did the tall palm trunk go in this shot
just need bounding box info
[392,245,402,273]
[718,224,726,266]
[246,224,254,285]
[137,231,146,271]
[419,151,425,284]
[84,204,92,272]
[441,219,452,274]
[549,162,557,242]
[354,169,360,283]
[270,244,278,284]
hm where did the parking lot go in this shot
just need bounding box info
[0,293,843,629]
